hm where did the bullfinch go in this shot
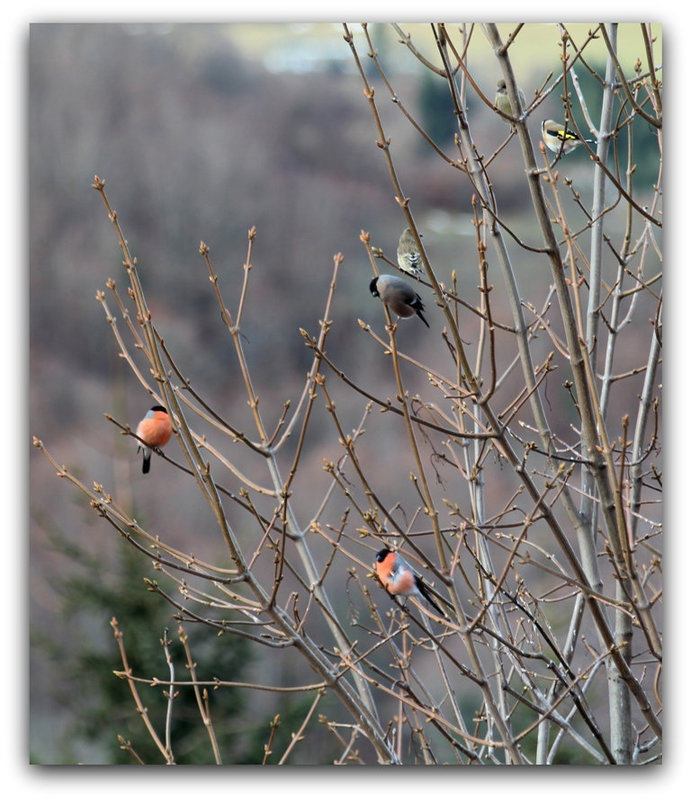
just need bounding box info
[369,274,429,328]
[135,405,172,474]
[375,548,443,615]
[541,119,594,155]
[396,227,423,277]
[494,78,526,122]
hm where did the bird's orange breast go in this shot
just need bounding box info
[136,413,172,448]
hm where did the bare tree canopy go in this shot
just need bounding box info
[31,23,662,767]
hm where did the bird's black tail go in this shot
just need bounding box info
[415,575,443,615]
[412,298,430,328]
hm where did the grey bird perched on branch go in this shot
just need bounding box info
[369,274,429,328]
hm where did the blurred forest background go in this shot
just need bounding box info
[29,22,661,764]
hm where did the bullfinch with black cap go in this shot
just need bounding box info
[135,405,172,474]
[370,274,429,328]
[375,548,443,615]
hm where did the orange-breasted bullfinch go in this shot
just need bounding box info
[375,548,443,615]
[135,405,172,474]
[370,275,429,328]
[396,227,423,277]
[541,119,594,155]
